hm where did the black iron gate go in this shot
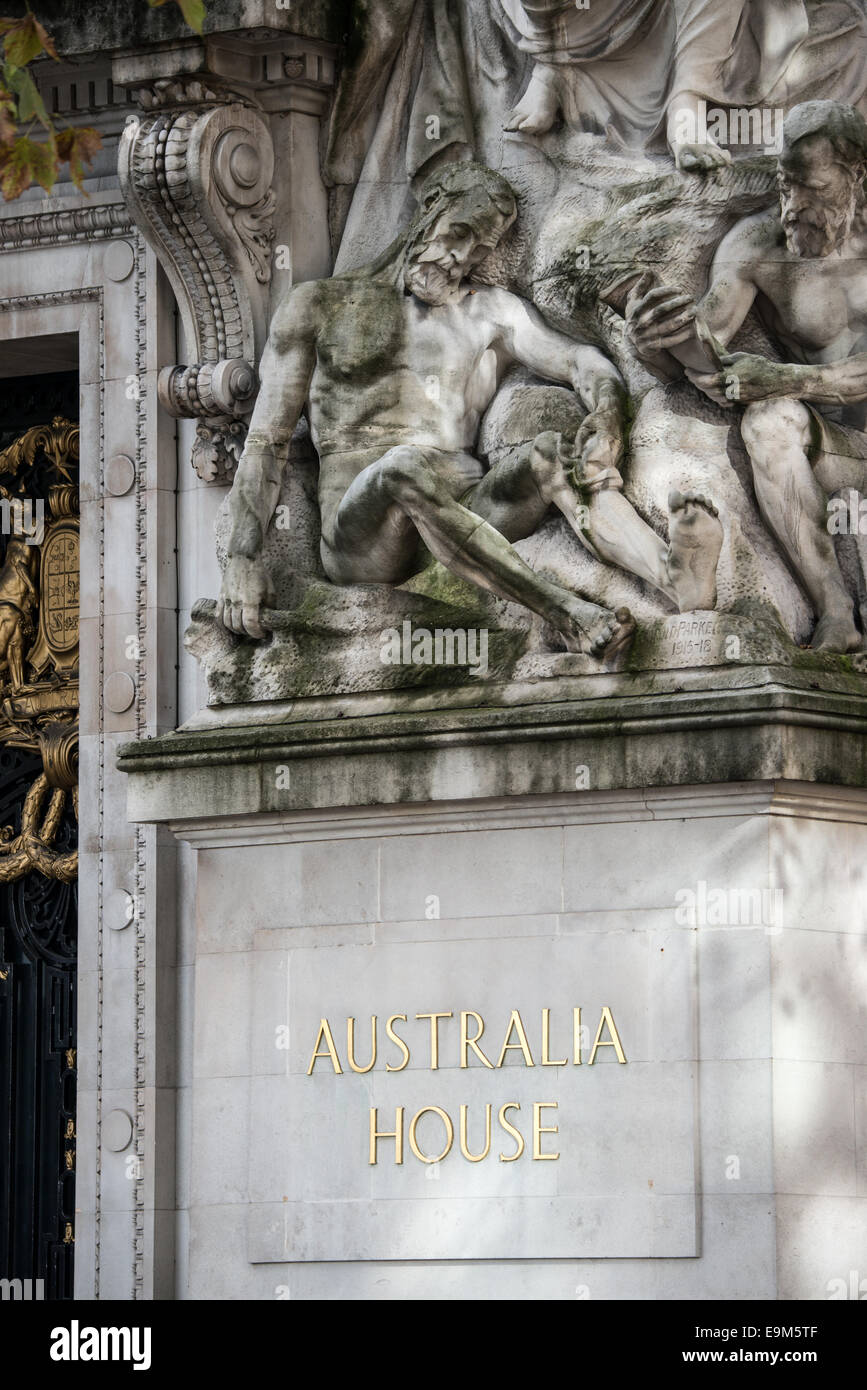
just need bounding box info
[0,747,77,1299]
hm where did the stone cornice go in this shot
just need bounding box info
[0,203,132,251]
[113,31,338,117]
[119,684,867,770]
[118,670,867,826]
[28,2,344,59]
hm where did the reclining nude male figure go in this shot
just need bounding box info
[217,162,723,659]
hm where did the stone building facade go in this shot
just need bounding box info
[1,0,865,1301]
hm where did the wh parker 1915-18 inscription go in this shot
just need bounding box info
[306,1006,627,1165]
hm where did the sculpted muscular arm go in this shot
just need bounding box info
[218,281,319,637]
[486,289,628,468]
[625,217,761,387]
[696,221,867,406]
[629,213,867,408]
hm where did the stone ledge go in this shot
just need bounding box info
[118,666,867,823]
[25,1,344,59]
[156,780,867,849]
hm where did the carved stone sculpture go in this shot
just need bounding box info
[669,0,867,171]
[216,160,723,667]
[145,0,867,702]
[118,80,275,483]
[628,100,867,652]
[496,0,674,143]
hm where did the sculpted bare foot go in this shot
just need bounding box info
[673,140,733,174]
[810,613,862,653]
[558,599,635,664]
[667,489,723,612]
[598,607,636,670]
[504,65,560,135]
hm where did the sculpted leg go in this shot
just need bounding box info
[7,627,24,691]
[514,433,722,611]
[741,398,861,652]
[325,445,630,658]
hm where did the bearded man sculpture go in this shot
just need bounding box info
[629,101,867,653]
[218,161,722,657]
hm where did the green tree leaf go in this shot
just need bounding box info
[0,0,206,196]
[0,15,58,68]
[0,132,58,199]
[4,64,50,128]
[0,90,15,146]
[56,125,102,190]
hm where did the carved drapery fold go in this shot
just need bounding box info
[118,84,275,483]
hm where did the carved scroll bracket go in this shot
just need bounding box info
[118,81,276,483]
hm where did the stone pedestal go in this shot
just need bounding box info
[119,669,867,1300]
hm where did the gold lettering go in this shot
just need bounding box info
[573,1006,582,1066]
[347,1015,377,1073]
[532,1102,560,1160]
[369,1106,404,1164]
[588,1006,628,1065]
[496,1009,534,1068]
[306,1018,343,1075]
[460,1011,493,1069]
[498,1102,525,1161]
[541,1008,567,1066]
[415,1011,452,1069]
[384,1014,410,1072]
[459,1104,492,1161]
[408,1106,454,1163]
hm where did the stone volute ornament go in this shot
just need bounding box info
[118,78,276,484]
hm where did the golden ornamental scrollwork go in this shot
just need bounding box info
[0,416,79,483]
[0,774,78,883]
[0,416,79,884]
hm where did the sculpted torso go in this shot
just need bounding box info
[307,281,512,459]
[726,211,867,366]
[689,201,867,437]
